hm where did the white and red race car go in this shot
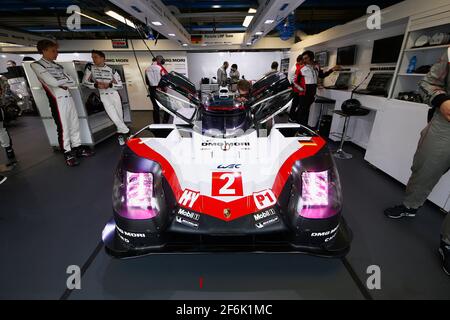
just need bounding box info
[102,72,352,258]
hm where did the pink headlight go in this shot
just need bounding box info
[301,171,329,206]
[125,172,157,219]
[299,170,339,219]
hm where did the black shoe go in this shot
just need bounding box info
[439,240,450,276]
[0,175,6,185]
[74,146,94,158]
[5,146,17,164]
[64,151,80,167]
[384,204,418,219]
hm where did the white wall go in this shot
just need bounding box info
[187,51,286,88]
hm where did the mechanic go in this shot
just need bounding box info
[384,49,450,276]
[229,64,240,91]
[145,55,169,124]
[31,39,93,167]
[265,61,279,77]
[217,61,229,87]
[294,51,339,127]
[0,75,17,165]
[6,60,16,68]
[288,55,303,122]
[82,50,130,145]
[235,79,251,103]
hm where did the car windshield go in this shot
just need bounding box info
[146,71,293,138]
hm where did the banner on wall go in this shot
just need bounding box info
[191,33,244,46]
[111,39,129,49]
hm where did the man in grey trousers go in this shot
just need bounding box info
[384,48,450,276]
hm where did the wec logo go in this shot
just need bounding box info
[217,164,241,169]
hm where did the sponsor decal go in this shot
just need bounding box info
[311,224,340,242]
[177,208,200,221]
[176,216,199,228]
[253,208,277,221]
[116,225,146,238]
[178,189,200,208]
[217,164,241,169]
[255,216,279,229]
[310,224,339,237]
[253,189,277,210]
[202,140,250,151]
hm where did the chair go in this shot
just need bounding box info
[314,96,336,131]
[331,99,370,159]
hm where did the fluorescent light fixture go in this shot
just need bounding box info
[255,31,263,35]
[212,5,221,8]
[125,19,136,29]
[1,54,7,58]
[76,11,117,29]
[168,33,176,37]
[182,43,188,46]
[151,21,162,26]
[105,10,125,23]
[248,8,257,13]
[105,10,135,29]
[265,19,274,24]
[242,16,254,27]
[246,42,252,45]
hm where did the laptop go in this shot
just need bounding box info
[355,73,393,97]
[324,72,352,90]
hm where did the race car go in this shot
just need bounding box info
[102,71,352,258]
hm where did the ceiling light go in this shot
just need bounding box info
[182,43,188,46]
[246,42,252,46]
[248,8,257,13]
[76,11,117,29]
[212,5,221,9]
[105,10,136,29]
[242,16,254,27]
[125,19,136,29]
[255,31,263,35]
[265,19,274,24]
[151,21,162,26]
[1,55,7,58]
[168,33,176,37]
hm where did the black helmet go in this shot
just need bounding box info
[341,98,370,116]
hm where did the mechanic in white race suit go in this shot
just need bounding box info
[82,50,130,145]
[31,40,93,167]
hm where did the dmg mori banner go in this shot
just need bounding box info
[191,33,245,46]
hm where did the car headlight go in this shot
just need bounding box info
[113,169,159,220]
[297,167,342,219]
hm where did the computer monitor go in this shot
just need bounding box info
[334,72,351,88]
[315,51,328,68]
[366,73,393,92]
[337,45,357,65]
[371,35,404,64]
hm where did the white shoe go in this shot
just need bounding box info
[0,175,7,185]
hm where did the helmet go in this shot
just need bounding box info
[341,99,361,113]
[341,98,370,116]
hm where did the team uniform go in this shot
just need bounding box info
[145,61,169,124]
[82,63,129,136]
[31,58,91,165]
[294,64,333,126]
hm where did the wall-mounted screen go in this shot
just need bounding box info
[371,35,404,64]
[315,51,329,67]
[337,45,357,65]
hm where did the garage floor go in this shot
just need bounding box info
[1,112,449,300]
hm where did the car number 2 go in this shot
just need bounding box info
[212,172,243,196]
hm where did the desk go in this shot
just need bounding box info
[315,88,450,211]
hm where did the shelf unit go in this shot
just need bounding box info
[390,9,450,102]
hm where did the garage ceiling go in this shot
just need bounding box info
[0,0,404,42]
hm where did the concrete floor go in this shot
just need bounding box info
[0,112,449,300]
